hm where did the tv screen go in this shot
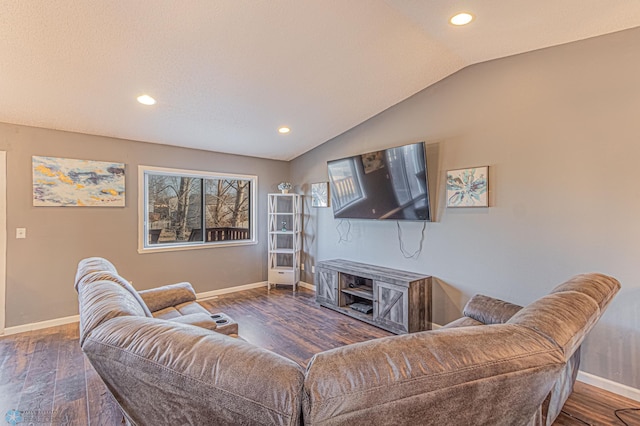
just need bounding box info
[327,142,431,221]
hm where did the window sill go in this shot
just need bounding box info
[138,239,258,254]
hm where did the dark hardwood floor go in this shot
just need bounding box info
[1,287,638,425]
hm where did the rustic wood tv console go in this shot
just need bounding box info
[315,259,432,334]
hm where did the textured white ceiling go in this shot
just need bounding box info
[1,1,639,160]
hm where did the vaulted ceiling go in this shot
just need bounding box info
[2,1,639,160]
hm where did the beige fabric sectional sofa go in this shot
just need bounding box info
[74,257,619,425]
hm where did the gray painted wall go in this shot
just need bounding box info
[291,27,640,388]
[0,123,289,327]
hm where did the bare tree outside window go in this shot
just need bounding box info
[144,169,254,248]
[204,179,250,242]
[147,175,201,244]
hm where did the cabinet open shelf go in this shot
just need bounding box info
[341,287,374,301]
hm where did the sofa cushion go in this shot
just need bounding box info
[152,306,182,320]
[507,291,599,358]
[83,316,305,426]
[78,280,148,345]
[175,300,211,316]
[441,316,484,329]
[75,257,118,290]
[168,313,219,331]
[550,273,620,311]
[138,282,197,313]
[79,271,153,317]
[463,294,523,325]
[152,303,215,319]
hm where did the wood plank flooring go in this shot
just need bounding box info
[0,286,638,425]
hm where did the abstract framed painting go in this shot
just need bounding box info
[446,166,489,208]
[311,182,329,207]
[32,156,125,207]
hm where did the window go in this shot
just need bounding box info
[138,166,256,252]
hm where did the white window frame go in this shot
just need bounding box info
[138,165,257,254]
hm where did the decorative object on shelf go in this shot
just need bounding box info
[277,182,292,194]
[32,156,125,207]
[446,166,489,208]
[281,220,287,232]
[311,182,329,207]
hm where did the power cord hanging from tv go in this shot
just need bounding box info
[396,221,426,259]
[336,219,352,243]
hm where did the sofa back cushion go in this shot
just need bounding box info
[80,271,153,317]
[82,316,305,426]
[75,257,118,290]
[462,294,522,324]
[138,281,197,313]
[550,273,620,311]
[507,292,599,358]
[77,279,149,345]
[507,273,620,358]
[303,324,564,425]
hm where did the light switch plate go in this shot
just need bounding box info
[16,228,26,239]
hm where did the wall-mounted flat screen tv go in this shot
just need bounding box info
[327,142,430,221]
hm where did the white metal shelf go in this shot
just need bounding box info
[267,193,302,291]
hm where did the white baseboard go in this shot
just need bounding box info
[199,280,315,294]
[2,314,80,336]
[577,371,640,402]
[2,280,300,336]
[2,282,270,336]
[196,281,268,300]
[298,281,315,291]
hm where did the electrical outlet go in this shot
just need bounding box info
[16,228,26,239]
[311,265,315,273]
[300,263,305,271]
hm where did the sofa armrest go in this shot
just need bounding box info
[138,282,197,312]
[167,313,217,331]
[463,294,522,325]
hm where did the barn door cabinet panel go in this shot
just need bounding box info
[315,259,432,334]
[375,281,409,334]
[316,267,338,306]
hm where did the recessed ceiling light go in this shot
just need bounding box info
[137,94,156,106]
[450,12,474,26]
[278,127,291,134]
